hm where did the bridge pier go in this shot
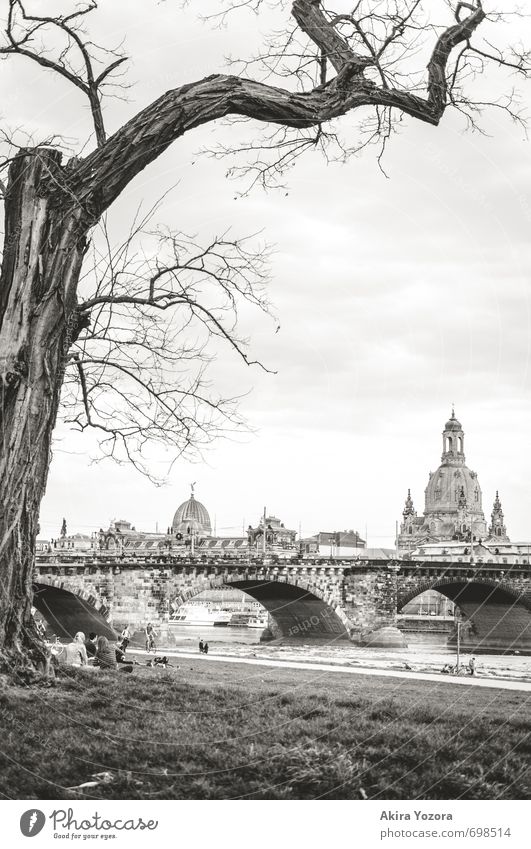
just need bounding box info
[342,565,407,648]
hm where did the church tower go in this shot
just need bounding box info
[422,409,486,540]
[397,409,493,552]
[403,489,415,518]
[488,491,509,541]
[398,489,422,547]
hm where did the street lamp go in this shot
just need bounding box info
[454,609,470,673]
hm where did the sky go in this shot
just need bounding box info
[2,1,531,545]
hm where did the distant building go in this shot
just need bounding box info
[301,530,366,557]
[247,513,297,554]
[39,492,297,560]
[398,410,509,552]
[405,539,531,566]
[99,519,165,555]
[37,518,96,554]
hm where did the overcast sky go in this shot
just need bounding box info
[3,1,530,545]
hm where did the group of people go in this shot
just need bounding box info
[52,623,175,673]
[441,656,477,676]
[54,630,135,672]
[198,638,209,654]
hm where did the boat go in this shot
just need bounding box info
[169,603,232,627]
[247,613,269,629]
[229,611,269,629]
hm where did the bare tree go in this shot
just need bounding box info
[0,0,529,661]
[63,213,272,479]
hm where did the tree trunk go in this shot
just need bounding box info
[0,148,87,659]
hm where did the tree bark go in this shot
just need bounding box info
[0,149,87,658]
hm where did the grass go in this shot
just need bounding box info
[0,657,529,800]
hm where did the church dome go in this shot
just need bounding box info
[172,493,212,536]
[444,412,462,431]
[425,463,483,518]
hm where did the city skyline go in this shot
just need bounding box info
[40,405,525,546]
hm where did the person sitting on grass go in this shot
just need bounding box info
[62,632,89,667]
[84,632,97,659]
[147,655,173,669]
[93,636,117,670]
[115,645,140,670]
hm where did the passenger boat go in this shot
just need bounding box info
[169,603,232,627]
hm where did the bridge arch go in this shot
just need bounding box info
[171,573,350,640]
[397,578,531,652]
[32,578,117,641]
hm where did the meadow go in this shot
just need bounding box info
[0,658,529,800]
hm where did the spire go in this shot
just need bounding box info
[489,491,508,540]
[60,517,67,538]
[403,489,416,517]
[190,481,196,499]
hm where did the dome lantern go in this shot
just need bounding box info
[442,407,465,462]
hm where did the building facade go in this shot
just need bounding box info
[40,491,302,561]
[300,530,366,558]
[398,410,509,552]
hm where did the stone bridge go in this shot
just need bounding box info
[32,557,531,652]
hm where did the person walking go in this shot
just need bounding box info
[145,622,157,653]
[203,642,209,655]
[468,656,477,676]
[199,638,204,654]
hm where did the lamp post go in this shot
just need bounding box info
[262,506,267,558]
[456,617,461,673]
[454,611,470,674]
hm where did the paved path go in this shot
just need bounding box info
[136,649,531,692]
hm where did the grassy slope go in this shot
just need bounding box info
[0,658,529,800]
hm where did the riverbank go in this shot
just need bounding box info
[134,649,531,691]
[1,659,529,800]
[139,638,531,685]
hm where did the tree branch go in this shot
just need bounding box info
[64,0,486,221]
[0,0,127,147]
[427,1,485,114]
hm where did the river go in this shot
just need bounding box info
[166,624,263,649]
